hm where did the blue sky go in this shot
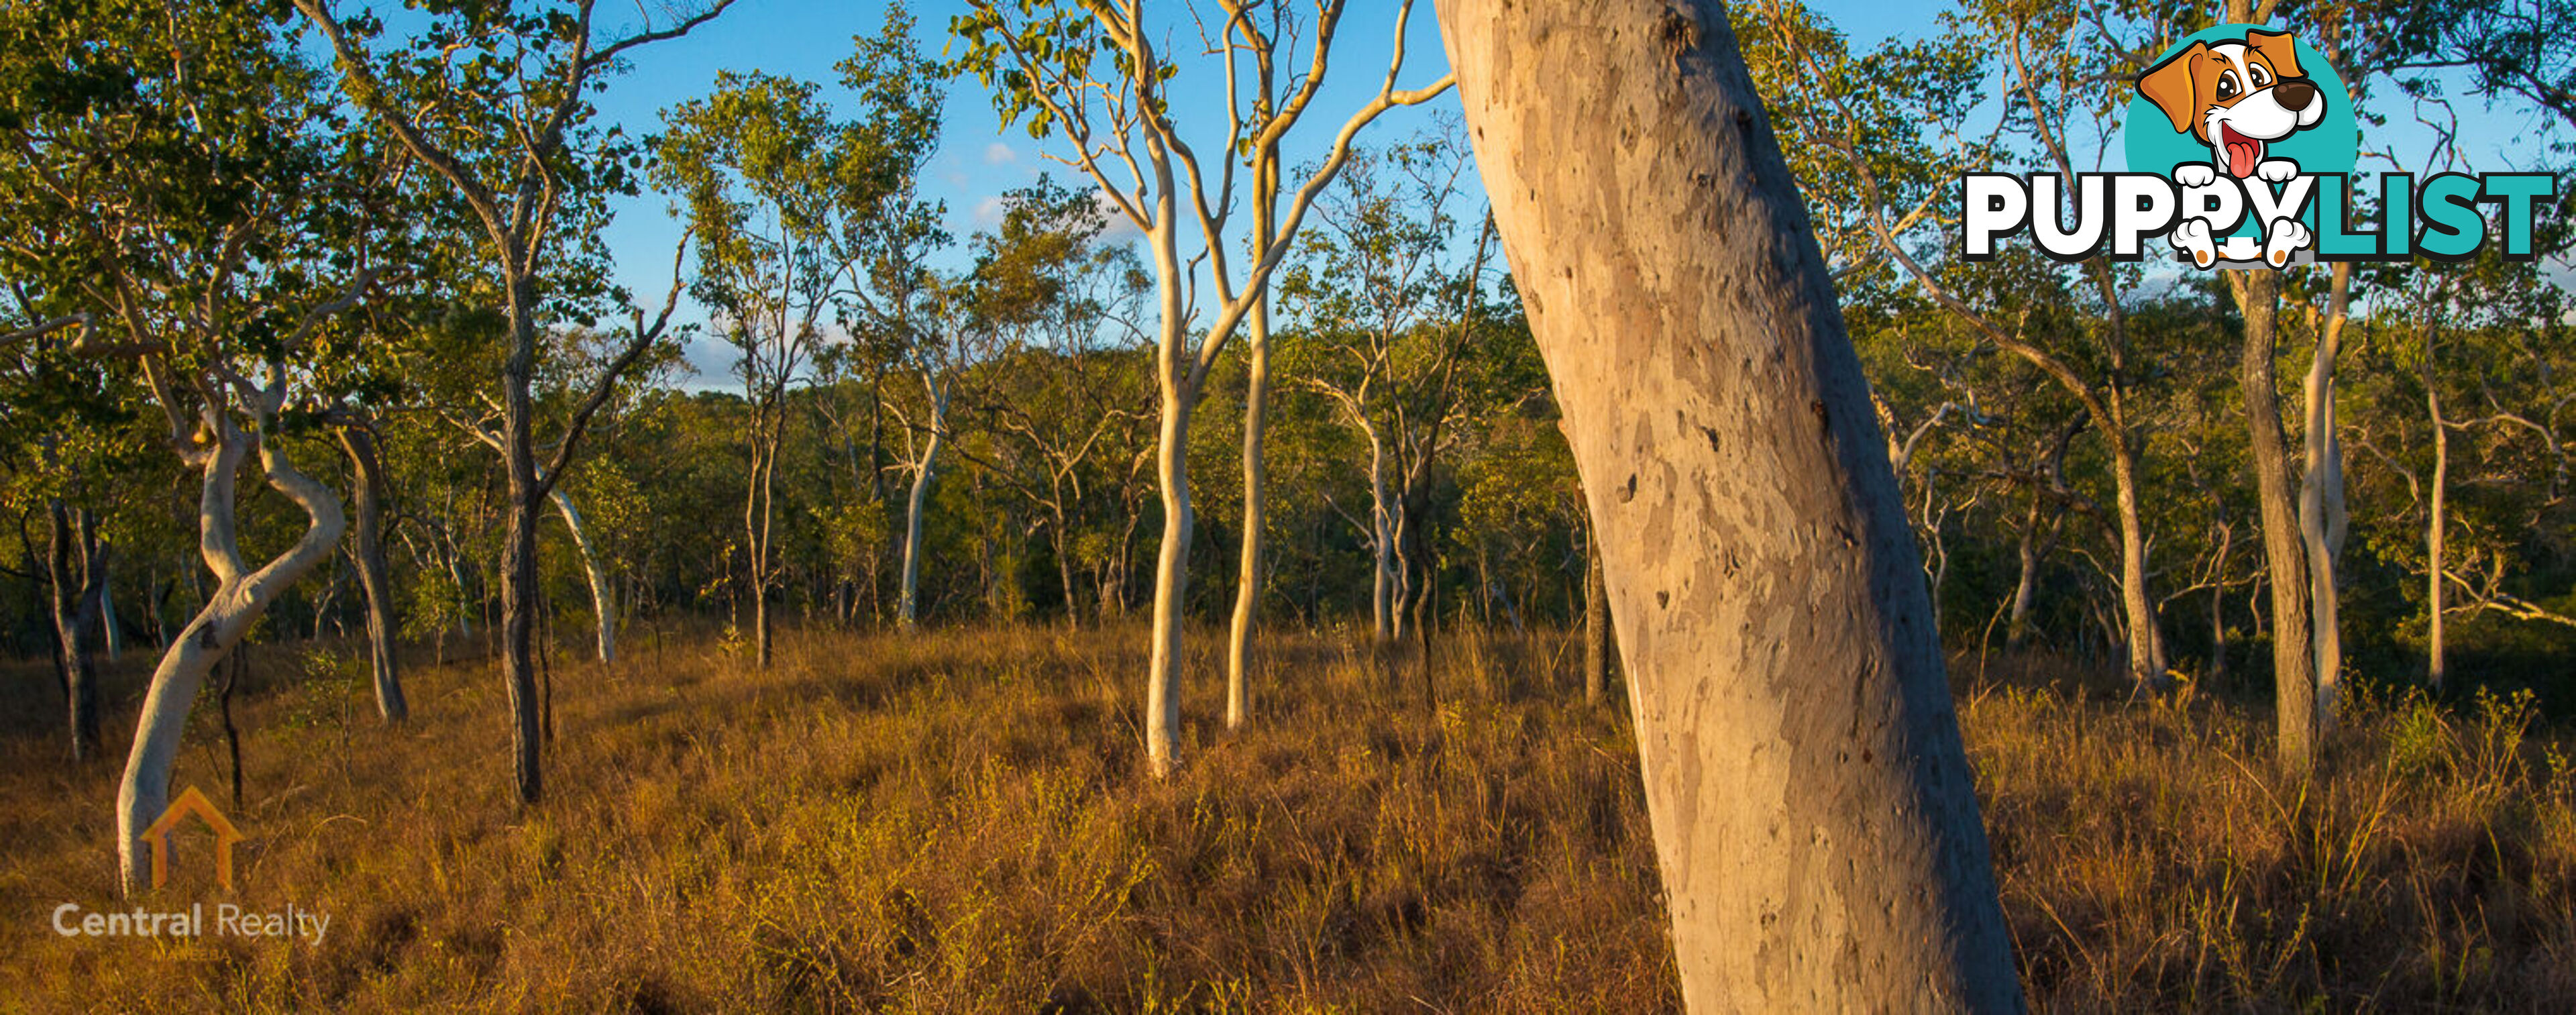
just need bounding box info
[564,1,2559,378]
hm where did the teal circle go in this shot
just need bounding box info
[2119,26,2357,180]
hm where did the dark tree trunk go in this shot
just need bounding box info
[339,425,408,723]
[2232,269,2317,774]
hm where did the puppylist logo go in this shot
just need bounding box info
[1962,25,2555,269]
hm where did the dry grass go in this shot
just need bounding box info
[0,628,2569,1012]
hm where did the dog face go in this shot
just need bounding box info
[2138,30,2325,178]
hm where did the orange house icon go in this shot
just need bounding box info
[139,786,242,892]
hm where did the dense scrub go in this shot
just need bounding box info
[1,627,2569,1012]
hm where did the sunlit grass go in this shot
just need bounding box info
[0,629,2568,1011]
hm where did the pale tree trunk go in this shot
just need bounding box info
[1226,297,1271,730]
[2108,430,2169,688]
[2231,268,2317,774]
[897,376,949,631]
[464,427,618,666]
[338,426,409,722]
[548,486,615,664]
[2006,500,2049,651]
[2297,264,2350,734]
[2424,322,2449,690]
[1367,427,1397,642]
[1440,1,2022,1008]
[745,421,777,668]
[1144,343,1193,779]
[118,421,344,894]
[100,562,121,663]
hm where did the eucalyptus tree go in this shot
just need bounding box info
[295,0,724,803]
[970,177,1151,624]
[654,13,939,663]
[1281,135,1487,645]
[953,0,1452,768]
[0,0,392,894]
[1438,0,2022,1009]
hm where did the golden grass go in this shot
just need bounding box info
[0,628,2568,1012]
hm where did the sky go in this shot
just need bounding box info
[547,1,2561,381]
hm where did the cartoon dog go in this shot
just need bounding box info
[2138,29,2324,267]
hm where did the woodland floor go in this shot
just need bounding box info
[0,624,2572,1012]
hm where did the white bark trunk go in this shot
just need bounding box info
[100,566,121,663]
[898,378,948,631]
[117,423,344,895]
[1144,193,1191,778]
[1144,372,1193,779]
[1367,427,1396,641]
[1226,299,1272,730]
[547,485,616,663]
[1439,1,2022,1008]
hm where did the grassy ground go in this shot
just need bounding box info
[0,625,2571,1012]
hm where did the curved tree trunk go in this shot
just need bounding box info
[547,485,616,665]
[117,424,343,895]
[1144,374,1194,779]
[338,426,409,721]
[2006,499,2048,652]
[2231,269,2317,774]
[2108,432,2169,687]
[1226,297,1272,731]
[1439,1,2022,1008]
[99,557,121,663]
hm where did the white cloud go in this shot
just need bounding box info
[971,195,1009,228]
[983,141,1018,166]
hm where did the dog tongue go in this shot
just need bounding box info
[2226,139,2261,177]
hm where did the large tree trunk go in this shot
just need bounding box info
[2231,269,2317,774]
[2298,264,2350,733]
[338,426,409,722]
[1439,1,2022,1008]
[501,282,545,805]
[117,423,343,894]
[1226,298,1272,731]
[1144,367,1193,779]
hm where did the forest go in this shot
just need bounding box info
[1,0,2573,1011]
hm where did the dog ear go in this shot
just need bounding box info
[2246,30,2304,80]
[2137,42,2205,136]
